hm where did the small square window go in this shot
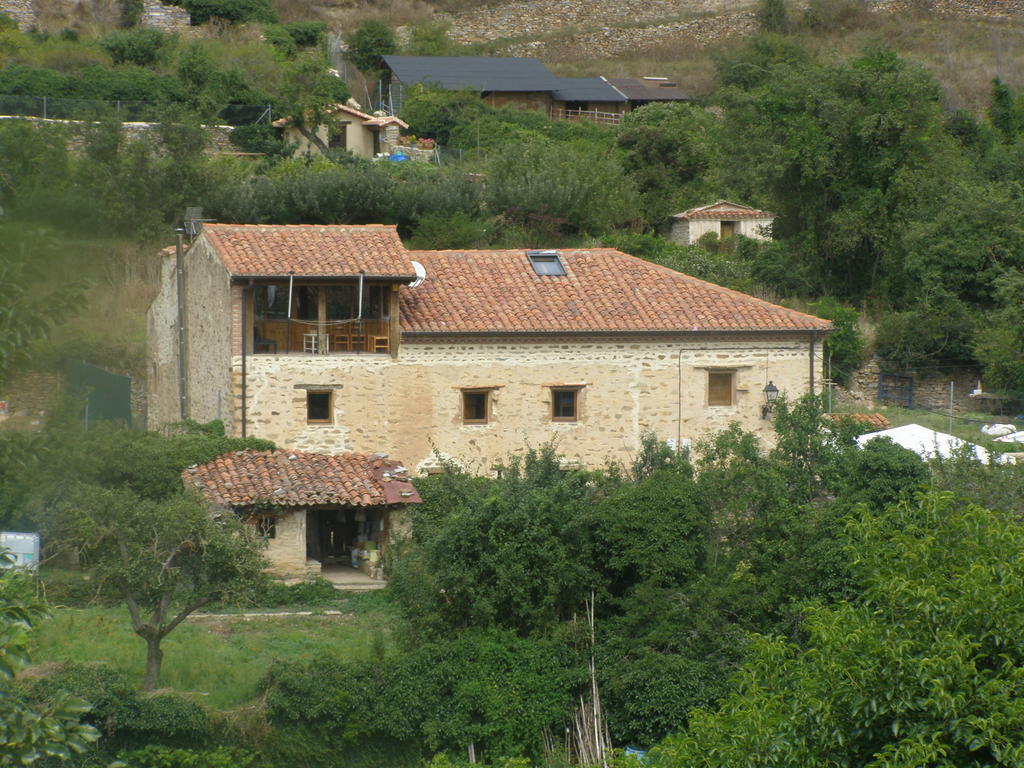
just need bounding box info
[527,250,566,276]
[462,390,490,424]
[551,388,579,421]
[307,391,333,423]
[708,371,735,407]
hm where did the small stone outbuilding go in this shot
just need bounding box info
[184,449,421,580]
[273,103,408,159]
[669,201,775,245]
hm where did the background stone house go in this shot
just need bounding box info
[147,224,832,473]
[669,200,776,245]
[183,449,421,579]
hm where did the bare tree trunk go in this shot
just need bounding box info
[295,123,330,155]
[142,634,163,691]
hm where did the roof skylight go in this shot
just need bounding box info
[527,250,566,276]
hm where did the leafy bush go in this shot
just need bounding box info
[228,122,287,155]
[99,29,173,67]
[404,20,456,56]
[806,298,863,385]
[344,20,396,74]
[484,142,642,234]
[874,295,976,369]
[655,492,1024,766]
[118,745,257,768]
[284,20,326,48]
[178,0,277,25]
[264,628,581,764]
[408,211,492,249]
[119,0,144,27]
[397,85,484,145]
[244,576,342,608]
[260,24,297,58]
[24,664,211,751]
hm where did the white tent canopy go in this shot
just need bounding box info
[856,423,1014,465]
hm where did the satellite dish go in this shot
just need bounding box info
[409,260,427,288]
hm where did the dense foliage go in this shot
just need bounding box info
[655,491,1024,767]
[0,553,98,765]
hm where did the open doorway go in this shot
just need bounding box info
[306,508,361,565]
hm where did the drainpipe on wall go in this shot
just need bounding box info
[175,229,187,421]
[809,332,817,394]
[677,349,683,453]
[241,281,249,439]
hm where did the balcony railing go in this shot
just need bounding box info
[253,319,391,355]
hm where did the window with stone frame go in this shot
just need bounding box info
[307,391,333,423]
[707,370,735,407]
[462,389,491,424]
[551,387,581,422]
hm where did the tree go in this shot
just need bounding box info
[56,486,267,690]
[655,492,1024,767]
[271,53,351,155]
[0,550,99,764]
[616,102,719,223]
[988,78,1022,142]
[972,268,1024,396]
[344,20,396,75]
[757,0,789,33]
[715,44,959,301]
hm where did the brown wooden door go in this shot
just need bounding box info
[720,220,736,238]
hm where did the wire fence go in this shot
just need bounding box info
[0,94,272,125]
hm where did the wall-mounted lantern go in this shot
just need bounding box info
[762,381,780,419]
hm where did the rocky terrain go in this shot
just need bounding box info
[427,0,1024,60]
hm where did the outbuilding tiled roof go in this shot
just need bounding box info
[673,201,775,220]
[399,249,831,334]
[823,413,893,432]
[183,450,422,508]
[201,224,415,279]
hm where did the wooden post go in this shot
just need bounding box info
[389,284,400,358]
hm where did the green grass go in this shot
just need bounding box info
[30,593,396,709]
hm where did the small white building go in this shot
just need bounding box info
[669,200,775,246]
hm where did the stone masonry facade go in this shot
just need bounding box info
[230,337,818,474]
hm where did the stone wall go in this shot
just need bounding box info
[140,0,189,31]
[230,335,820,473]
[262,509,318,580]
[0,117,235,155]
[669,216,774,245]
[838,357,985,413]
[183,237,234,428]
[2,0,36,30]
[146,249,181,429]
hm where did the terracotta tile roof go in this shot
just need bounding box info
[364,115,409,128]
[399,249,832,334]
[201,224,415,279]
[823,412,892,432]
[183,450,422,508]
[673,200,775,220]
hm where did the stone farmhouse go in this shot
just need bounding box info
[183,449,420,580]
[669,201,776,245]
[147,224,831,474]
